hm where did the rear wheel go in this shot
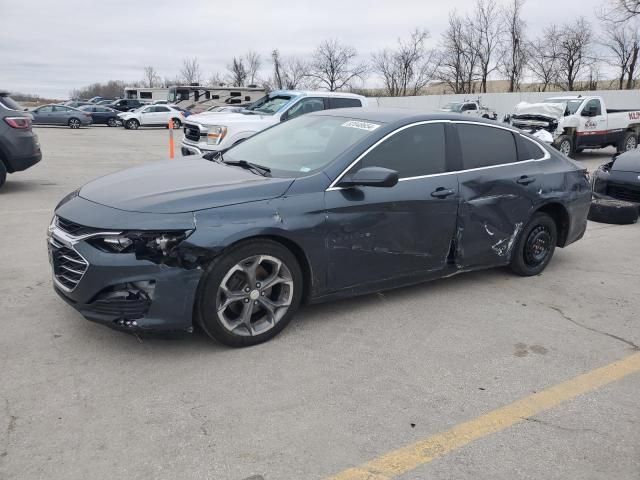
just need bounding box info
[68,118,81,129]
[617,131,638,153]
[126,119,139,130]
[197,240,303,347]
[107,117,118,127]
[510,212,558,276]
[0,161,6,189]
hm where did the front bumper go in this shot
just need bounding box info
[49,197,203,334]
[592,167,640,204]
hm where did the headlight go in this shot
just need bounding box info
[207,126,227,145]
[89,230,193,256]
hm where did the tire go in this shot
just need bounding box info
[171,118,181,129]
[107,117,118,127]
[68,118,81,129]
[197,239,303,347]
[554,134,574,157]
[587,198,639,225]
[510,212,558,277]
[0,161,6,190]
[617,131,638,153]
[126,119,139,130]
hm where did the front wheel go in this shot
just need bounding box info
[68,118,81,129]
[510,212,558,277]
[107,117,118,127]
[126,119,139,130]
[197,240,303,347]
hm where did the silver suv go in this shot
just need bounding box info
[0,91,42,189]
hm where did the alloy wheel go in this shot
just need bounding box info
[69,119,80,129]
[625,135,637,151]
[559,140,571,156]
[523,225,552,267]
[216,255,294,336]
[107,118,117,127]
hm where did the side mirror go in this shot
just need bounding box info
[339,167,399,188]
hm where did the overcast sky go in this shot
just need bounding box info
[1,0,607,98]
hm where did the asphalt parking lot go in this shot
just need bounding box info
[1,125,639,480]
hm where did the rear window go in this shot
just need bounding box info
[518,135,547,161]
[0,94,24,111]
[329,98,362,109]
[457,124,518,169]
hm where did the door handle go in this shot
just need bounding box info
[516,175,535,185]
[431,187,455,198]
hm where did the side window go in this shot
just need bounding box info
[286,98,325,120]
[142,106,153,113]
[355,123,447,178]
[457,124,518,169]
[328,98,362,109]
[39,106,54,113]
[583,99,601,116]
[462,103,477,111]
[155,106,170,112]
[517,135,547,161]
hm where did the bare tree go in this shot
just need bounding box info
[527,26,561,91]
[307,39,368,91]
[207,72,225,86]
[438,12,479,93]
[227,57,248,86]
[143,66,161,88]
[602,0,640,21]
[372,29,439,96]
[556,18,593,91]
[244,51,261,85]
[272,50,285,89]
[180,57,202,85]
[468,0,504,93]
[600,21,640,89]
[499,0,527,92]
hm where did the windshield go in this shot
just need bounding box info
[243,94,293,115]
[441,102,463,112]
[0,93,24,111]
[544,98,584,115]
[224,115,381,177]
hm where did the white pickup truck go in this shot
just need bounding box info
[181,90,367,156]
[439,100,497,120]
[509,95,640,157]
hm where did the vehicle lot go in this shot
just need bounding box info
[1,126,639,480]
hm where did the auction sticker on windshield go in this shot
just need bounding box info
[341,120,381,131]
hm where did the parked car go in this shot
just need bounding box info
[509,95,640,157]
[0,90,42,189]
[108,98,147,112]
[592,150,640,204]
[118,104,184,129]
[206,106,246,113]
[181,90,367,156]
[439,100,497,119]
[31,104,93,129]
[79,105,120,127]
[49,110,590,346]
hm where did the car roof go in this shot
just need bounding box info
[269,90,366,100]
[310,107,518,129]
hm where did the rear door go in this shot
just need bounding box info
[325,121,459,290]
[452,122,546,268]
[154,106,172,126]
[51,106,70,125]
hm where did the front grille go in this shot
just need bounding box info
[49,236,88,291]
[608,185,640,203]
[184,124,203,142]
[56,216,102,237]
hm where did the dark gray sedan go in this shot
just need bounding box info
[31,104,93,129]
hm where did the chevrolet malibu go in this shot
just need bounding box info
[49,110,591,347]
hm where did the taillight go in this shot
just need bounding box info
[4,116,32,129]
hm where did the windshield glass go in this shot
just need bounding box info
[224,115,381,177]
[0,93,24,111]
[544,98,584,115]
[243,94,293,115]
[441,102,463,112]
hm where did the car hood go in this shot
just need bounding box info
[513,102,565,121]
[611,151,640,173]
[79,159,295,214]
[187,111,277,126]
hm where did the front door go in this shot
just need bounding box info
[325,122,459,290]
[576,98,607,148]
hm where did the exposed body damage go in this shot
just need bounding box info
[49,109,592,340]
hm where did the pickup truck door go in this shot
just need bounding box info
[461,103,478,116]
[576,99,607,148]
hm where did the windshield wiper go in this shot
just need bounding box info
[223,159,271,177]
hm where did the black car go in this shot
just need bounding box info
[592,150,640,203]
[79,105,120,127]
[0,91,42,189]
[108,99,146,112]
[48,110,591,346]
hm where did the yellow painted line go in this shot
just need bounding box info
[326,352,640,480]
